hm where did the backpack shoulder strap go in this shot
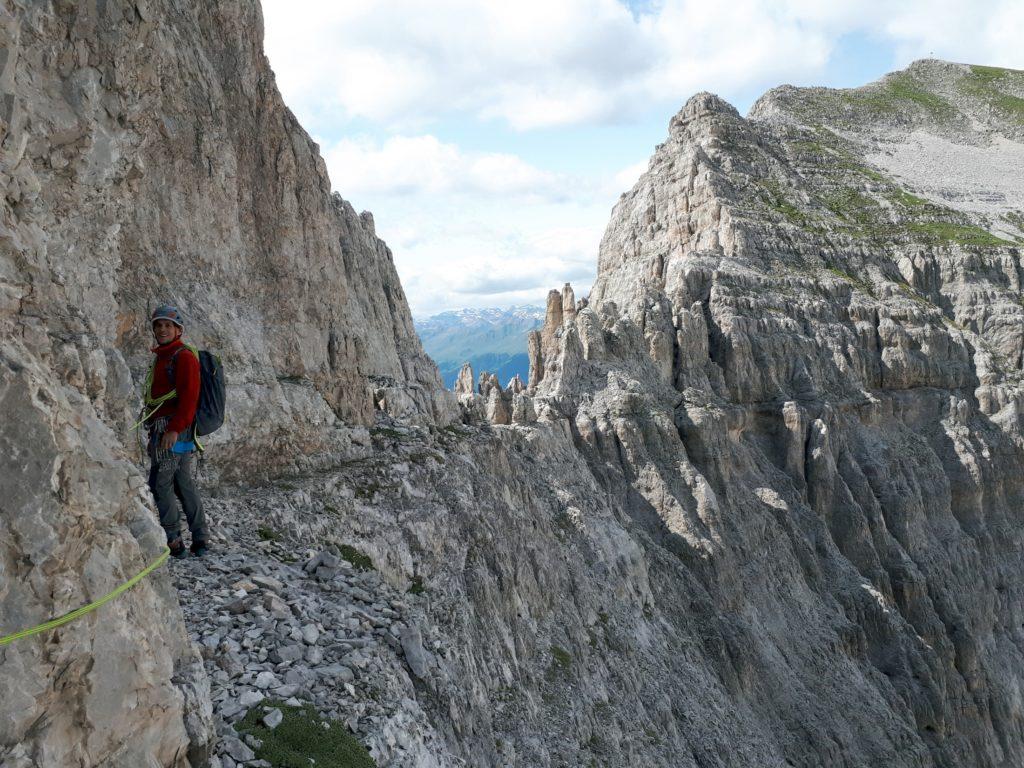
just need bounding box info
[166,348,181,385]
[166,344,199,383]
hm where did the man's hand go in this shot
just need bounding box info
[160,430,180,450]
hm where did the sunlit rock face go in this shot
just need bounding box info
[515,61,1024,766]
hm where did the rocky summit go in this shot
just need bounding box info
[1,1,1023,766]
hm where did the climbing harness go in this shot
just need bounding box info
[0,545,171,647]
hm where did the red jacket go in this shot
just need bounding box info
[148,338,200,434]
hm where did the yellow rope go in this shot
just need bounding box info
[131,396,175,431]
[0,546,171,647]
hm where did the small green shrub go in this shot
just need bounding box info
[551,645,573,670]
[340,544,374,571]
[257,526,280,542]
[408,575,425,595]
[236,701,376,768]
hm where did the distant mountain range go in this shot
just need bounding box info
[415,306,545,390]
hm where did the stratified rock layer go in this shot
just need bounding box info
[518,61,1024,766]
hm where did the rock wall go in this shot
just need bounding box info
[0,0,450,765]
[503,61,1024,766]
[2,0,453,480]
[395,62,1024,767]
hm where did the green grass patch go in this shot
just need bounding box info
[1004,211,1024,230]
[889,188,929,208]
[236,701,376,768]
[969,65,1020,84]
[850,164,885,183]
[791,139,829,155]
[822,187,877,221]
[820,187,890,240]
[941,315,969,333]
[1003,212,1024,242]
[339,544,374,571]
[370,426,408,440]
[961,66,1024,119]
[908,221,1014,247]
[882,73,955,117]
[824,265,876,298]
[553,511,576,538]
[760,178,805,224]
[545,644,574,683]
[354,480,382,500]
[812,73,955,123]
[794,130,889,183]
[407,450,444,465]
[895,282,933,307]
[257,526,280,542]
[551,645,573,670]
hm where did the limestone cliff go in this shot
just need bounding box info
[0,0,449,765]
[171,60,1024,768]
[505,60,1024,766]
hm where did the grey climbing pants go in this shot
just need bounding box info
[148,423,207,544]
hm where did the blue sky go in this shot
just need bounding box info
[261,0,1023,317]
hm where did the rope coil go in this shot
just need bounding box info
[0,546,171,647]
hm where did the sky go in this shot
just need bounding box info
[260,0,1024,318]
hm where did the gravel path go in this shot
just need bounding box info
[171,494,437,768]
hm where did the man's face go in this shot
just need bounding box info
[152,318,181,345]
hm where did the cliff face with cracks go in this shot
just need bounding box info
[3,3,1024,766]
[499,61,1024,765]
[295,61,1024,768]
[0,0,449,765]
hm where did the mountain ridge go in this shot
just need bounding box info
[415,304,544,389]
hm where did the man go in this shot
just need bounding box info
[144,305,209,558]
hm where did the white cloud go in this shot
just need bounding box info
[263,0,1024,131]
[386,217,603,316]
[314,142,654,314]
[612,160,648,194]
[322,135,574,201]
[881,1,1024,68]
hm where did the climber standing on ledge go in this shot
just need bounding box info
[144,305,209,558]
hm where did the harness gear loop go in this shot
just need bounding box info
[134,343,201,449]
